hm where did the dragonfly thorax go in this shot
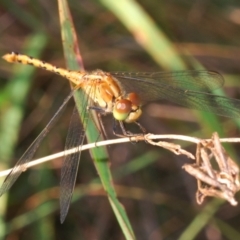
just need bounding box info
[80,70,142,123]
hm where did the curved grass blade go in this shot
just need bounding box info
[100,0,240,134]
[100,0,185,70]
[99,2,240,237]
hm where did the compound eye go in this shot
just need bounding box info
[127,92,141,107]
[113,99,132,121]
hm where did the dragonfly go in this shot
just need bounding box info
[2,52,240,223]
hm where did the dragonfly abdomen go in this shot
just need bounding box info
[2,52,84,85]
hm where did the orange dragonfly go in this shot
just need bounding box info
[1,52,240,222]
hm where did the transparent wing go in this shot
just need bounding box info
[0,90,75,197]
[112,70,224,94]
[111,70,240,118]
[60,107,85,223]
[60,88,92,223]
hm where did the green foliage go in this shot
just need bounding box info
[1,0,240,239]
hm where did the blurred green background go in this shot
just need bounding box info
[1,0,240,239]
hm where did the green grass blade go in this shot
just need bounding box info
[179,199,224,240]
[100,0,185,70]
[99,2,240,237]
[100,0,236,136]
[0,33,48,239]
[57,0,135,238]
[1,1,41,30]
[215,218,240,240]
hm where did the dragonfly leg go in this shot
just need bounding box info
[113,119,145,137]
[88,105,106,114]
[113,119,126,137]
[134,121,146,134]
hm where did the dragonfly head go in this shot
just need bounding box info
[113,92,142,123]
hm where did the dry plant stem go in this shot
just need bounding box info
[143,136,195,159]
[202,133,240,191]
[183,132,240,206]
[209,133,239,186]
[1,132,240,207]
[0,133,239,175]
